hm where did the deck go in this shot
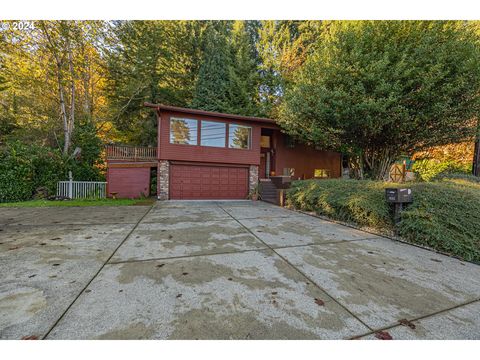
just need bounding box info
[105,145,157,161]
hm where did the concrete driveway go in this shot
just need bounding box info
[1,201,480,339]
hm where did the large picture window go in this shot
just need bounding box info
[201,121,226,147]
[228,124,251,149]
[170,118,198,145]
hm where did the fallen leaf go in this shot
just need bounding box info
[398,319,416,329]
[314,298,325,306]
[21,335,38,340]
[375,331,393,340]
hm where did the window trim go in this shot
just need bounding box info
[200,119,227,148]
[168,117,253,151]
[228,123,252,150]
[169,117,199,146]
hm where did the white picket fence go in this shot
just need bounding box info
[57,172,107,199]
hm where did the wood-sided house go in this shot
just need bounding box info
[105,104,341,200]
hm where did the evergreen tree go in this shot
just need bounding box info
[191,22,233,113]
[227,21,262,116]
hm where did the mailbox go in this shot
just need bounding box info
[385,188,413,203]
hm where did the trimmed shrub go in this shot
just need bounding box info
[0,138,104,203]
[286,178,480,263]
[412,158,471,181]
[0,142,66,202]
[0,142,35,202]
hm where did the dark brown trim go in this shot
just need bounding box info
[144,102,277,125]
[169,161,250,168]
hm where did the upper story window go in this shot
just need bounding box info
[201,120,226,147]
[229,124,251,150]
[170,118,198,145]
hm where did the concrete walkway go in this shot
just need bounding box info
[1,201,479,339]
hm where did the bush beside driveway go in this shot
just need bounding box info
[286,178,480,263]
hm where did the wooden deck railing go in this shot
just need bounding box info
[106,145,157,161]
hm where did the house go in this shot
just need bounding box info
[105,103,342,200]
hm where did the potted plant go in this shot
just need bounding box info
[248,183,260,201]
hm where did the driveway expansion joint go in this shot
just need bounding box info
[41,205,155,340]
[215,202,375,333]
[349,297,480,339]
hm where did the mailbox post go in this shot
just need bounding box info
[385,188,413,224]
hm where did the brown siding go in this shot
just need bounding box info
[158,110,261,166]
[273,131,341,179]
[106,167,150,199]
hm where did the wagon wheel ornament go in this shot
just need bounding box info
[389,164,404,183]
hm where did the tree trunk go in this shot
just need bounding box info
[40,21,73,156]
[66,32,75,151]
[473,139,480,177]
[348,154,364,180]
[363,148,394,181]
[473,118,480,177]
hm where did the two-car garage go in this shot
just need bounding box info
[169,163,249,200]
[106,162,250,200]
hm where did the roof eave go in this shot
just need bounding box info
[144,102,277,125]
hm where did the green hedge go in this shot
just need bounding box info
[0,140,104,203]
[412,159,471,181]
[286,178,480,263]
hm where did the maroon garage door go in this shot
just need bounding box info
[170,164,249,200]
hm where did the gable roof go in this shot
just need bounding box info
[144,102,277,125]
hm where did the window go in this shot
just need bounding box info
[201,121,226,147]
[170,118,198,145]
[283,168,295,176]
[314,169,330,178]
[229,124,251,149]
[260,135,270,148]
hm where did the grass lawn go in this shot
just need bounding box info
[0,198,155,207]
[286,175,480,264]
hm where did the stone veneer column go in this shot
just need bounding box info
[249,165,259,194]
[158,160,170,200]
